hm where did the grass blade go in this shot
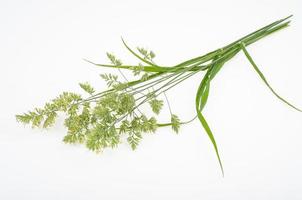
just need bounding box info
[241,42,302,112]
[83,58,172,73]
[121,38,160,67]
[196,69,224,176]
[196,109,224,176]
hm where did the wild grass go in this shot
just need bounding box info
[16,16,300,175]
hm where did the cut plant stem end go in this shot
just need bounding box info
[17,16,300,176]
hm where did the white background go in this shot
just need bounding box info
[0,0,302,199]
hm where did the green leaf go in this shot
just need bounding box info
[195,68,224,176]
[209,59,225,80]
[241,43,301,112]
[121,38,159,67]
[196,69,211,111]
[196,109,224,176]
[83,59,172,73]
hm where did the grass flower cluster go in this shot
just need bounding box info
[16,16,301,175]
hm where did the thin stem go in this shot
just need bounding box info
[163,92,172,115]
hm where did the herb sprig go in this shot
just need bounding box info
[16,16,301,175]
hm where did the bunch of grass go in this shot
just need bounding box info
[17,16,300,175]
